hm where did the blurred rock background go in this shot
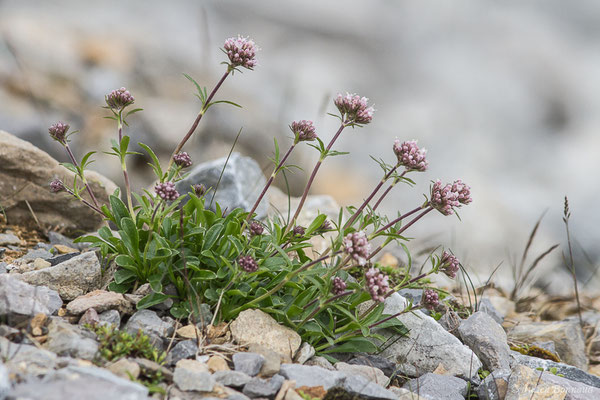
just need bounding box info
[1,0,598,293]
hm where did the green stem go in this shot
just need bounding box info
[64,144,100,209]
[118,115,135,216]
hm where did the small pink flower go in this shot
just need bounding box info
[332,277,347,296]
[49,178,65,193]
[224,35,258,70]
[365,267,389,303]
[238,255,258,273]
[291,120,317,142]
[292,226,306,236]
[106,87,135,111]
[440,251,460,279]
[48,122,70,144]
[249,221,264,236]
[430,180,460,216]
[334,93,374,125]
[452,180,472,205]
[173,152,192,168]
[393,139,428,172]
[343,231,371,266]
[422,289,439,310]
[155,182,180,201]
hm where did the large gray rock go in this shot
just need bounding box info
[477,369,511,400]
[66,289,132,315]
[214,370,252,388]
[374,293,482,379]
[173,359,214,392]
[15,251,101,300]
[175,152,268,219]
[335,362,388,386]
[402,373,469,400]
[125,309,175,350]
[0,130,117,234]
[6,365,148,400]
[341,374,397,400]
[0,275,62,321]
[165,339,198,366]
[242,374,284,398]
[279,364,345,390]
[505,364,567,400]
[511,351,600,388]
[508,320,588,370]
[459,311,511,371]
[233,352,265,377]
[541,371,600,400]
[0,337,57,378]
[45,319,99,360]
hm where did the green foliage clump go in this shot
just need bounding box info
[90,324,166,364]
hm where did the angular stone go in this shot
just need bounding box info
[403,373,468,400]
[279,364,344,390]
[304,356,335,371]
[0,233,21,246]
[347,354,396,377]
[294,342,315,365]
[45,319,99,360]
[67,290,132,315]
[233,352,265,377]
[508,320,587,370]
[247,343,281,377]
[78,307,100,326]
[7,365,148,400]
[166,340,198,366]
[511,351,600,388]
[505,364,566,400]
[131,357,173,381]
[176,152,268,219]
[0,130,117,234]
[438,310,462,338]
[207,355,229,372]
[0,274,62,320]
[125,309,175,350]
[478,298,505,324]
[107,358,141,380]
[0,337,57,377]
[335,362,387,386]
[230,309,301,360]
[374,293,482,379]
[243,374,285,398]
[16,251,101,300]
[541,372,600,400]
[341,373,396,400]
[459,311,511,371]
[173,359,214,392]
[477,368,511,400]
[214,370,252,388]
[98,309,121,328]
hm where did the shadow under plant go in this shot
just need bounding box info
[48,35,472,360]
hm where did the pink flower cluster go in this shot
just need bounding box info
[105,87,135,111]
[430,179,472,216]
[291,120,317,142]
[238,255,258,273]
[49,178,65,193]
[332,277,347,296]
[224,35,258,70]
[440,251,460,279]
[365,267,389,303]
[334,93,374,125]
[343,231,371,266]
[155,181,180,201]
[173,152,192,168]
[48,122,70,143]
[393,139,428,172]
[422,289,439,310]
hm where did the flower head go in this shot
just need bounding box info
[224,35,258,70]
[343,231,371,266]
[332,277,347,296]
[334,93,374,125]
[393,139,428,172]
[316,219,332,234]
[365,267,389,303]
[290,120,317,142]
[292,226,306,237]
[238,255,258,273]
[193,184,206,197]
[49,178,65,193]
[173,152,192,168]
[249,221,264,236]
[422,289,439,310]
[430,179,472,216]
[155,182,179,201]
[440,251,460,279]
[48,122,70,144]
[105,87,135,111]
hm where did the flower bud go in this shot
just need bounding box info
[105,87,135,111]
[49,178,65,193]
[173,152,192,168]
[238,255,258,273]
[334,93,374,125]
[290,120,317,142]
[48,122,70,144]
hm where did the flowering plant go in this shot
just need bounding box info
[50,35,472,359]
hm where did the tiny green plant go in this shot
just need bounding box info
[50,35,473,358]
[89,324,166,364]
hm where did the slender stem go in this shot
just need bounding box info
[245,143,296,224]
[298,290,354,328]
[368,206,433,261]
[374,205,424,235]
[229,251,343,316]
[286,123,347,233]
[564,214,583,328]
[344,166,402,229]
[372,171,407,212]
[168,70,230,170]
[63,187,104,215]
[118,114,135,216]
[64,144,100,208]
